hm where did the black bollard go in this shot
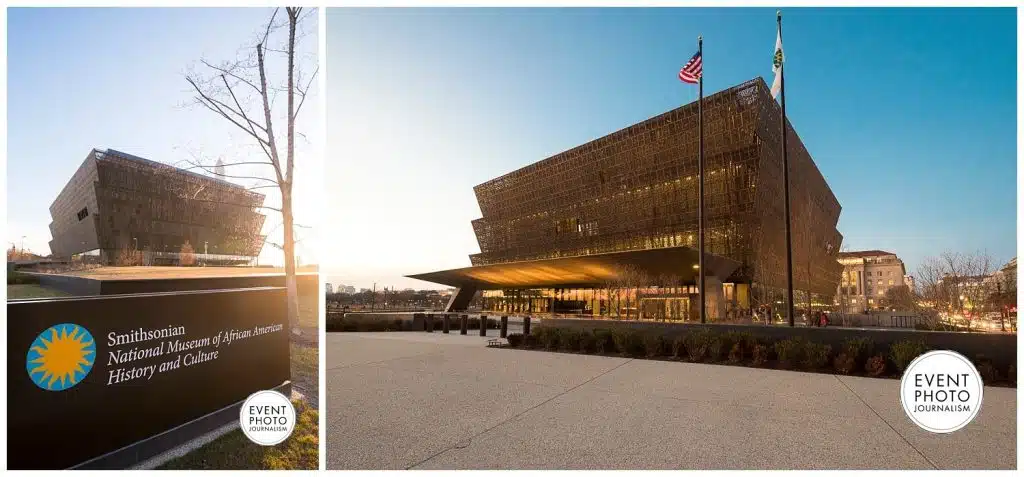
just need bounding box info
[426,314,434,333]
[479,315,487,336]
[500,316,508,338]
[443,314,450,333]
[460,314,468,335]
[524,316,531,335]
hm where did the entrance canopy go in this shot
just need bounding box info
[407,245,741,290]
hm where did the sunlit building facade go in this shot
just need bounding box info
[834,250,910,313]
[48,148,267,265]
[410,78,843,322]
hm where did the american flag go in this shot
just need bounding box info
[678,51,702,84]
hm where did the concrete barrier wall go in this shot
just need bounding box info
[28,272,318,297]
[538,318,1017,370]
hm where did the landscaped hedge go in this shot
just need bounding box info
[7,271,39,285]
[326,315,410,332]
[326,314,499,332]
[502,326,1016,387]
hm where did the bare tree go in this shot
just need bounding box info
[880,285,919,313]
[917,251,994,332]
[184,8,317,334]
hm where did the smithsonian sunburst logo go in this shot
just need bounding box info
[26,323,96,391]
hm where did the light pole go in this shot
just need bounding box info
[21,236,26,254]
[132,237,138,250]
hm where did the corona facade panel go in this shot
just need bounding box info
[47,148,267,265]
[410,77,843,322]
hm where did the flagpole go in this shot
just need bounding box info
[698,34,706,325]
[778,10,795,327]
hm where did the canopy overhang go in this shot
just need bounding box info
[407,245,742,290]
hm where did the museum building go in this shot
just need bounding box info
[409,78,844,322]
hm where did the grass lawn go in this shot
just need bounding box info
[159,291,320,470]
[7,284,70,300]
[158,399,318,470]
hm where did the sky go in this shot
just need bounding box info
[6,7,322,266]
[325,7,1017,291]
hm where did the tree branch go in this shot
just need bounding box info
[201,59,261,94]
[187,76,270,146]
[293,63,319,120]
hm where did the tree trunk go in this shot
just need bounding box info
[282,189,300,334]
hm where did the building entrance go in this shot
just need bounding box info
[639,296,692,321]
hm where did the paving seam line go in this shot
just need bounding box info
[405,357,636,469]
[833,375,938,470]
[326,349,448,372]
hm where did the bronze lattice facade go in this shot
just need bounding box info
[461,77,843,314]
[48,149,267,264]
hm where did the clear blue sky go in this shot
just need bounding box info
[7,7,321,265]
[325,7,1017,290]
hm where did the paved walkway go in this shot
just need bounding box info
[326,331,1016,470]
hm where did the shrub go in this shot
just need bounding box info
[684,329,713,362]
[1009,365,1016,386]
[773,338,805,368]
[751,344,769,366]
[727,343,744,364]
[506,333,524,347]
[530,327,551,349]
[974,355,999,384]
[801,342,832,370]
[833,352,857,374]
[842,337,874,369]
[593,329,616,353]
[890,340,930,373]
[735,332,758,355]
[579,331,599,354]
[560,330,584,352]
[671,335,687,359]
[643,333,666,358]
[613,329,645,357]
[179,241,196,266]
[708,333,731,362]
[543,328,562,350]
[7,271,39,285]
[523,333,539,349]
[865,354,887,377]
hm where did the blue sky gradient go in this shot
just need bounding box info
[326,7,1016,290]
[7,7,321,265]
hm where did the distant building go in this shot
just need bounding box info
[343,285,356,294]
[47,148,266,265]
[325,283,333,294]
[835,250,908,313]
[359,288,371,294]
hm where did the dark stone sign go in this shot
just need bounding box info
[7,287,291,469]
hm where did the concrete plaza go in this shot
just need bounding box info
[326,331,1016,470]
